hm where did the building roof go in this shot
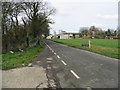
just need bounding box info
[63,33,82,35]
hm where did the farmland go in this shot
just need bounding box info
[51,39,119,59]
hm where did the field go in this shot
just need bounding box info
[51,39,119,59]
[1,46,44,69]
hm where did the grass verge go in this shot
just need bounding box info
[1,46,45,69]
[50,39,119,59]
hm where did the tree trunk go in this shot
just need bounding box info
[26,37,29,47]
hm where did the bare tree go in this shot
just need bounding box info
[2,1,56,53]
[79,27,89,36]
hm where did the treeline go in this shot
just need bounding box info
[79,26,120,38]
[2,2,56,53]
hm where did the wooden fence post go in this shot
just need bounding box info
[89,40,91,48]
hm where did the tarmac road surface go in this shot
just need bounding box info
[45,40,118,88]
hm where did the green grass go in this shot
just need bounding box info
[51,39,119,59]
[1,46,45,69]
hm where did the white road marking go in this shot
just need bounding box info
[46,44,49,47]
[87,87,92,90]
[45,43,52,49]
[70,70,80,79]
[52,50,54,53]
[61,60,67,65]
[47,45,51,49]
[54,53,57,55]
[45,43,55,53]
[47,58,53,60]
[57,55,60,59]
[47,60,52,63]
[49,47,52,50]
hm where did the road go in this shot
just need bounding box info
[45,40,118,88]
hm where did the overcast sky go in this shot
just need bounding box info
[45,0,119,34]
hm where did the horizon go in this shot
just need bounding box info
[45,0,119,34]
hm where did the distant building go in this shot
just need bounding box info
[105,36,120,39]
[47,31,82,39]
[82,35,101,39]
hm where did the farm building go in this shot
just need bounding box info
[48,32,82,39]
[82,35,101,39]
[105,36,120,39]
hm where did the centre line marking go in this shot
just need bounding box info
[70,70,80,79]
[57,55,60,59]
[52,50,54,53]
[54,53,57,55]
[47,45,51,49]
[61,60,67,65]
[45,43,52,50]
